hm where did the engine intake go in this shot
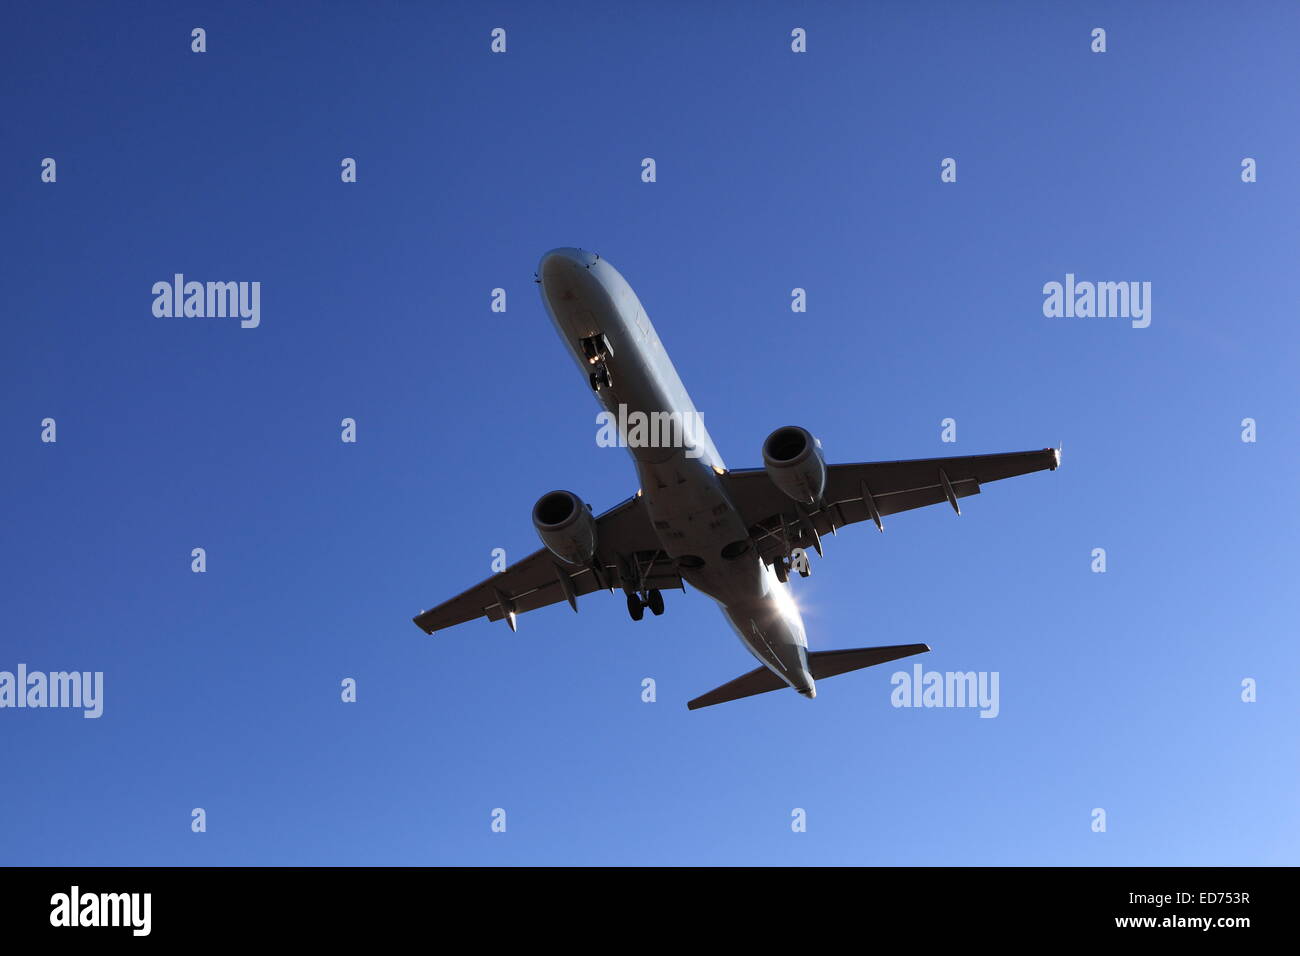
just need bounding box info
[762,425,826,505]
[532,490,598,565]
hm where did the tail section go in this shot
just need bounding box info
[686,643,930,710]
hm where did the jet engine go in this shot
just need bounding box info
[762,426,826,505]
[532,490,598,565]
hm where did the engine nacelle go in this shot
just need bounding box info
[532,490,598,565]
[762,426,826,505]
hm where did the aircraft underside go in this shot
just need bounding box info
[410,248,1059,709]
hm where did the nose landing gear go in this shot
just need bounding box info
[582,333,614,391]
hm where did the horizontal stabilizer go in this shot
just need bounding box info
[686,665,789,710]
[807,643,931,679]
[687,643,931,710]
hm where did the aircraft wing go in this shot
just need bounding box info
[412,493,683,634]
[721,448,1060,568]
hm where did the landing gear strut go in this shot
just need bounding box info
[580,332,613,363]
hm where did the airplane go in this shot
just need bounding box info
[412,248,1059,709]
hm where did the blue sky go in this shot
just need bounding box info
[2,1,1297,865]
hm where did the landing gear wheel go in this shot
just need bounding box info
[647,589,664,616]
[626,592,645,621]
[774,560,789,584]
[589,366,612,391]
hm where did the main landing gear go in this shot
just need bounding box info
[774,551,812,584]
[626,589,664,621]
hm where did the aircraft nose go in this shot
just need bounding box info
[537,247,598,279]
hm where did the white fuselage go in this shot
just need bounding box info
[537,248,815,698]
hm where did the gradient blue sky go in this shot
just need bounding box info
[3,1,1297,865]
